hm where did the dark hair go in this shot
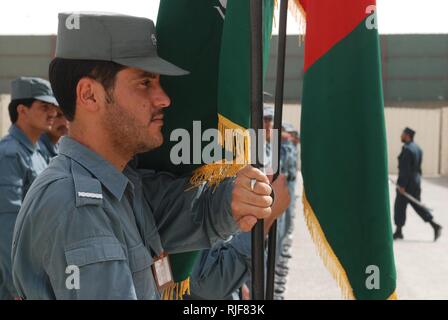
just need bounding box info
[8,98,35,123]
[48,58,126,121]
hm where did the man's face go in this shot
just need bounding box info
[401,132,408,143]
[101,68,171,154]
[49,109,69,139]
[292,135,300,145]
[281,130,292,142]
[23,100,57,132]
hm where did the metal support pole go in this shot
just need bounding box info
[250,0,265,301]
[266,0,289,300]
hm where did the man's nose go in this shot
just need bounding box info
[48,106,58,117]
[152,83,171,109]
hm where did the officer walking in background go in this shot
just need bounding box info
[38,108,69,163]
[393,127,442,241]
[0,77,58,299]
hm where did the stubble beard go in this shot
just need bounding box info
[102,99,162,158]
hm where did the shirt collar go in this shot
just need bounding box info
[40,133,58,156]
[58,136,130,201]
[9,124,37,153]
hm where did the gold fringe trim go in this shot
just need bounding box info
[290,0,306,19]
[190,163,247,189]
[388,291,398,300]
[288,0,307,45]
[189,114,251,189]
[302,191,355,299]
[303,191,398,300]
[217,113,251,165]
[161,278,191,300]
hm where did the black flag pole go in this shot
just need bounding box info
[266,0,289,300]
[250,0,265,300]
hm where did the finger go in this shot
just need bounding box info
[272,176,286,189]
[233,187,273,207]
[238,215,258,232]
[277,174,288,184]
[272,180,288,196]
[232,202,272,220]
[238,165,269,184]
[235,177,272,195]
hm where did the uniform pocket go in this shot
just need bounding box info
[128,243,157,299]
[65,236,126,267]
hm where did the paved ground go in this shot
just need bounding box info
[284,174,448,300]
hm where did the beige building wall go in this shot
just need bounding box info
[0,94,11,138]
[283,104,301,130]
[441,107,448,176]
[282,104,445,177]
[385,108,441,177]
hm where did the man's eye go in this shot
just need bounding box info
[142,79,153,87]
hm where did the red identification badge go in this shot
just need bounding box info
[151,252,174,291]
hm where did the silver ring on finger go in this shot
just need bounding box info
[250,179,257,191]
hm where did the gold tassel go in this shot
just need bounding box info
[161,278,191,300]
[288,0,307,45]
[388,291,398,300]
[190,114,251,189]
[302,191,398,300]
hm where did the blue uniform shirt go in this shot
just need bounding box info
[0,124,47,299]
[0,125,48,214]
[38,133,59,164]
[12,136,238,300]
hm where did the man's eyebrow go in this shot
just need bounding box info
[135,71,158,79]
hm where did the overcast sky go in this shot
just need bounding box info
[0,0,447,35]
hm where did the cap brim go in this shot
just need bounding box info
[35,95,59,107]
[114,56,189,76]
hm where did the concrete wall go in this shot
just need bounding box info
[381,34,448,102]
[0,35,55,94]
[441,107,448,176]
[264,34,448,104]
[0,94,11,137]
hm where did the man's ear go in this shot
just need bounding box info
[76,78,103,113]
[16,103,30,120]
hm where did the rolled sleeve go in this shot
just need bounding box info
[227,232,252,259]
[140,170,239,253]
[189,234,252,300]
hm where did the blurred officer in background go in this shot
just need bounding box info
[38,108,69,163]
[0,77,58,299]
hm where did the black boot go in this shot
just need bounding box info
[430,221,442,242]
[393,227,403,240]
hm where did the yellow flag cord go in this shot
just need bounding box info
[302,191,397,300]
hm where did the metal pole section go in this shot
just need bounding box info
[266,0,288,300]
[250,0,265,301]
